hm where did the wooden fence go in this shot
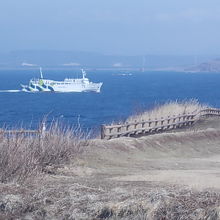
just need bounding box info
[0,122,46,137]
[101,108,220,140]
[1,109,220,140]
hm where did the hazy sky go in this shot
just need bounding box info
[1,0,220,55]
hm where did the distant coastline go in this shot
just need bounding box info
[0,50,219,72]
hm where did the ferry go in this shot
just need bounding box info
[21,68,103,93]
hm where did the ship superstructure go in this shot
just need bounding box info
[21,69,103,93]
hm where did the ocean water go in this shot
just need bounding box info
[0,69,220,133]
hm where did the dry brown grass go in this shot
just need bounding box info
[0,122,89,183]
[104,189,220,220]
[126,99,208,123]
[2,183,220,220]
[151,190,220,220]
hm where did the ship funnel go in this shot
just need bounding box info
[40,67,43,79]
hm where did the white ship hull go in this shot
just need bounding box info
[53,83,102,92]
[22,82,102,93]
[21,69,103,93]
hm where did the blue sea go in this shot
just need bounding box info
[1,69,220,133]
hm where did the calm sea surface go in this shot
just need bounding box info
[0,69,220,132]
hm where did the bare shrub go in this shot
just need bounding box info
[126,99,208,123]
[0,122,89,183]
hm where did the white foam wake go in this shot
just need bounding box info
[0,90,21,93]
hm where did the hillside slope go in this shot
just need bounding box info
[1,117,220,219]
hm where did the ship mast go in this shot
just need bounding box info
[40,67,43,79]
[81,69,86,78]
